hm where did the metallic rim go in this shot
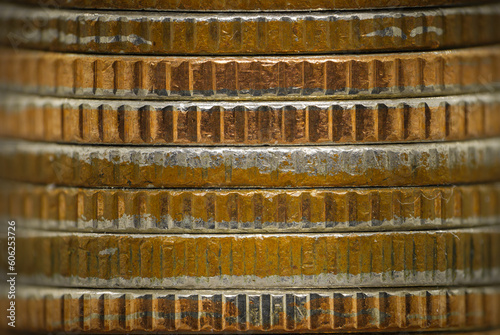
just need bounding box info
[1,46,499,100]
[7,228,500,288]
[1,139,500,188]
[1,93,500,145]
[4,285,500,332]
[3,0,494,11]
[2,3,499,55]
[3,182,500,233]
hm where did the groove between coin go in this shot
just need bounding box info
[1,46,499,100]
[2,3,499,55]
[2,93,500,145]
[2,286,499,332]
[4,228,499,288]
[1,139,500,188]
[5,0,494,11]
[2,182,500,233]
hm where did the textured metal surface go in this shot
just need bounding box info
[1,46,499,100]
[3,182,500,233]
[1,139,500,188]
[9,330,500,335]
[2,4,499,55]
[2,286,499,333]
[2,93,500,145]
[5,228,499,288]
[4,0,494,11]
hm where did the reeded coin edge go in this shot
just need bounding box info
[3,285,499,332]
[7,228,500,289]
[2,3,499,54]
[2,93,500,145]
[1,46,498,100]
[2,182,500,232]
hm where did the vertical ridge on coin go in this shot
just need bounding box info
[1,46,499,100]
[1,93,499,145]
[3,286,500,333]
[5,228,500,288]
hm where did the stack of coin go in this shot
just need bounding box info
[0,0,499,333]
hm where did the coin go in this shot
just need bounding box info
[3,286,499,332]
[3,182,500,233]
[2,3,499,55]
[6,228,500,288]
[2,93,499,145]
[1,46,499,100]
[1,139,500,188]
[6,0,494,11]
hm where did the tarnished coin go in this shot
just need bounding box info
[2,93,500,145]
[5,0,494,11]
[1,46,499,100]
[2,286,499,332]
[2,182,500,233]
[2,3,499,55]
[9,330,499,335]
[1,139,499,188]
[5,228,499,289]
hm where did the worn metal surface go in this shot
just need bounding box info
[2,93,500,145]
[1,46,499,100]
[3,182,500,233]
[5,228,500,288]
[2,4,499,55]
[5,330,500,335]
[1,139,500,188]
[1,286,499,332]
[4,0,494,11]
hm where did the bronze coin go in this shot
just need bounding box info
[6,228,500,288]
[4,0,494,11]
[3,285,500,332]
[1,93,500,145]
[1,46,499,100]
[2,3,499,55]
[1,139,500,188]
[3,182,500,233]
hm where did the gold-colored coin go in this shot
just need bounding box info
[3,182,500,233]
[5,0,494,11]
[2,286,499,333]
[2,3,499,55]
[1,46,498,100]
[2,93,499,145]
[1,139,499,188]
[5,228,499,288]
